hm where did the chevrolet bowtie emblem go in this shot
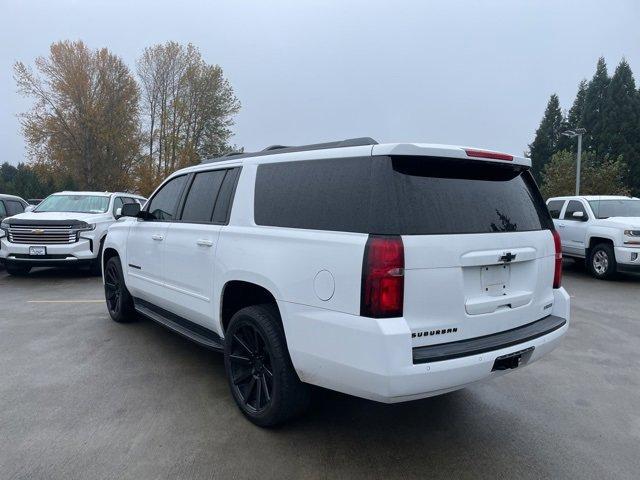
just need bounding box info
[499,252,517,263]
[31,229,45,234]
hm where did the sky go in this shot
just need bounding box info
[1,0,639,165]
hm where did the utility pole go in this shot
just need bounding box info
[561,128,587,195]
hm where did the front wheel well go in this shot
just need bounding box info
[102,247,120,270]
[220,281,280,333]
[588,237,615,251]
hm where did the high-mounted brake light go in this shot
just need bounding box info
[361,235,404,318]
[465,149,513,161]
[552,230,562,289]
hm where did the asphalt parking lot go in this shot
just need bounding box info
[0,261,638,480]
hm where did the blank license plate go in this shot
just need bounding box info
[481,264,510,295]
[29,246,47,256]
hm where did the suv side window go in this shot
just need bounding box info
[112,197,124,217]
[6,200,25,215]
[213,168,241,224]
[547,200,565,219]
[147,175,189,221]
[0,201,6,218]
[180,170,227,223]
[563,200,587,220]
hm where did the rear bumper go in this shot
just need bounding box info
[280,288,570,403]
[413,315,566,364]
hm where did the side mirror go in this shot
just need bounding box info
[25,205,35,213]
[120,202,141,218]
[572,211,587,221]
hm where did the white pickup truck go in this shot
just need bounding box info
[0,191,145,276]
[547,195,640,279]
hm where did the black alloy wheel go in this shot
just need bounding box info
[224,305,310,427]
[228,324,274,413]
[104,256,135,322]
[104,261,122,316]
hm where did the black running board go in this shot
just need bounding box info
[133,298,224,351]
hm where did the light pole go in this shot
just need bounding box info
[561,128,587,195]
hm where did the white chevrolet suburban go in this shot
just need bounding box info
[102,138,570,427]
[546,195,640,279]
[0,191,145,276]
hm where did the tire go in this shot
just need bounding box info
[6,264,31,276]
[588,243,617,280]
[224,305,310,427]
[88,239,105,276]
[104,256,136,322]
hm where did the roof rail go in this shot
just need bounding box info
[202,137,378,163]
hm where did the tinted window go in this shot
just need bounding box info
[5,200,25,215]
[180,170,226,223]
[255,156,552,234]
[563,200,587,220]
[547,200,565,219]
[147,175,188,221]
[0,201,6,217]
[213,169,240,223]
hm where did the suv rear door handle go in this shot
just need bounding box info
[151,234,164,241]
[196,239,214,247]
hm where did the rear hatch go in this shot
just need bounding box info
[368,155,556,347]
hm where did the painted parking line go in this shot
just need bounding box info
[28,300,104,303]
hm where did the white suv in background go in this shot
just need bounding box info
[547,196,640,279]
[103,138,570,427]
[0,191,145,276]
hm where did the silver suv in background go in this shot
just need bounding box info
[547,195,640,279]
[0,191,145,276]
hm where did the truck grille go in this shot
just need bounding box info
[8,225,77,244]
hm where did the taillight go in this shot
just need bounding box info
[465,148,513,161]
[552,230,562,289]
[360,235,404,318]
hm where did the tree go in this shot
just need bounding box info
[568,79,588,128]
[528,94,565,182]
[540,150,629,199]
[136,42,240,194]
[0,162,58,199]
[603,59,640,194]
[581,57,610,156]
[557,79,588,153]
[14,40,141,192]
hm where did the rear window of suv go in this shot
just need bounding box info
[254,156,553,235]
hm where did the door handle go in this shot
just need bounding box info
[558,224,566,228]
[196,239,214,247]
[151,234,164,241]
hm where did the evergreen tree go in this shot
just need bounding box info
[568,79,588,128]
[528,94,565,181]
[581,57,610,156]
[604,59,640,194]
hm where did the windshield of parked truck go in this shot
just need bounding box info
[35,195,110,214]
[589,199,640,219]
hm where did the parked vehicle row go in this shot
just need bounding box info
[101,138,570,427]
[547,195,640,279]
[0,191,146,276]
